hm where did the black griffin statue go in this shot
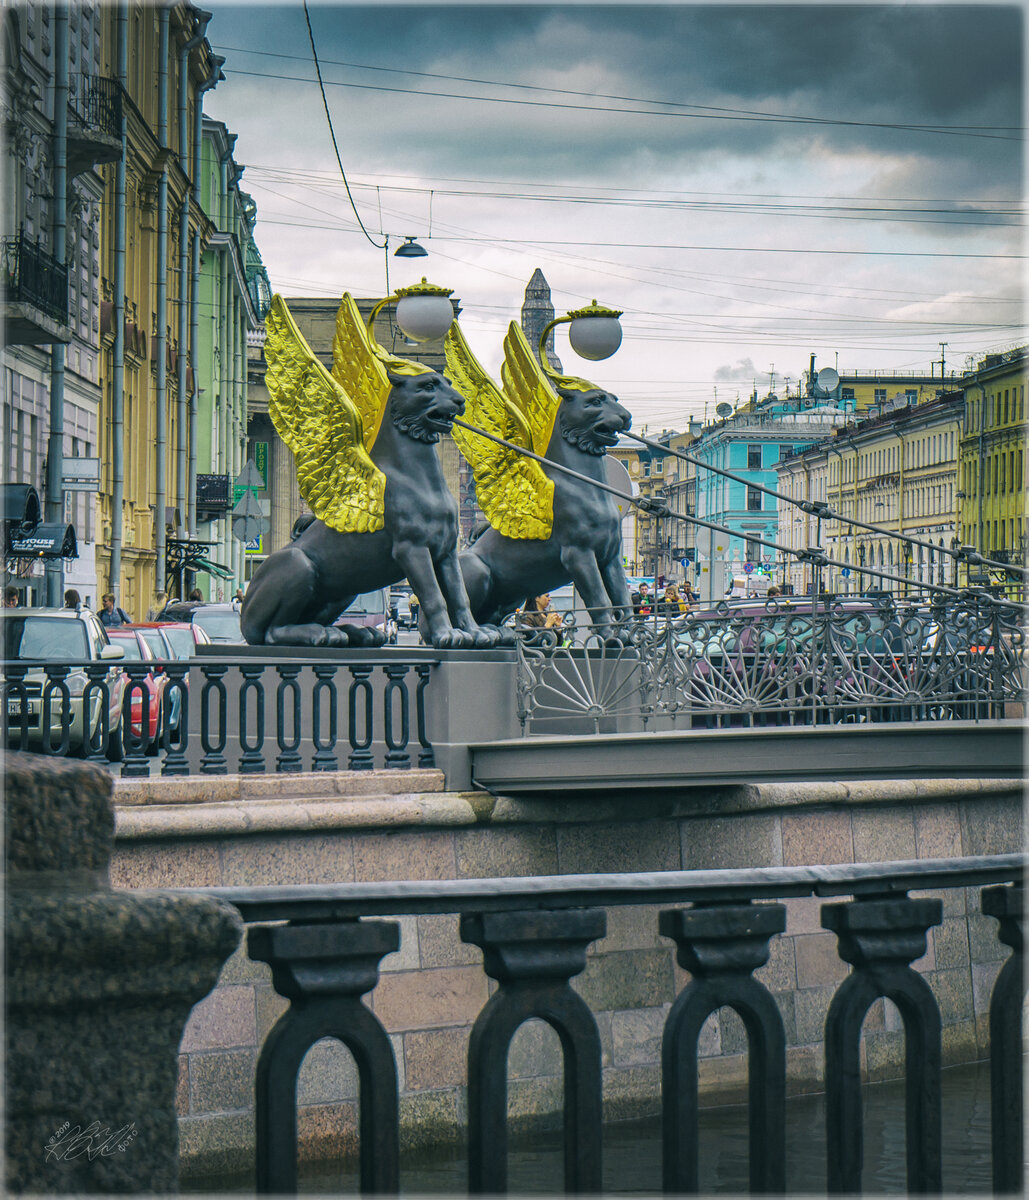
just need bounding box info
[446,319,633,633]
[240,294,495,648]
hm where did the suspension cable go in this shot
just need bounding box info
[452,419,1025,611]
[623,430,1028,580]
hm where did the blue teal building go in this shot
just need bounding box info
[693,397,849,601]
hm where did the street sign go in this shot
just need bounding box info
[62,457,101,491]
[840,567,851,578]
[235,459,264,492]
[743,562,754,574]
[254,442,268,486]
[244,535,264,555]
[232,489,264,519]
[232,515,266,543]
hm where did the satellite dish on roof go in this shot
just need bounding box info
[715,402,733,418]
[816,367,839,393]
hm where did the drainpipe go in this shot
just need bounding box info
[189,57,224,544]
[177,10,211,549]
[110,1,128,593]
[976,381,987,557]
[154,4,170,591]
[45,4,68,606]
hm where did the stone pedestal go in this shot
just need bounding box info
[5,754,242,1194]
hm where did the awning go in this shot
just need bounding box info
[6,522,78,560]
[184,555,235,580]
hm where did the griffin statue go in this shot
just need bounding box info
[446,317,633,633]
[240,293,496,648]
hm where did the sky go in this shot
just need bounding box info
[205,1,1025,431]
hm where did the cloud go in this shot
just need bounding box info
[714,358,758,382]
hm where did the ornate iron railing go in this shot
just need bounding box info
[68,74,123,140]
[1,234,69,323]
[187,854,1025,1195]
[514,594,1024,733]
[1,655,434,776]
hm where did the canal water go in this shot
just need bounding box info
[183,1059,997,1194]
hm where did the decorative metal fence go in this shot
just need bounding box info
[515,594,1025,733]
[1,234,69,323]
[188,853,1025,1196]
[1,655,435,777]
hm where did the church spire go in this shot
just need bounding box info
[520,268,562,373]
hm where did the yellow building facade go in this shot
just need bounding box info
[95,4,218,617]
[957,347,1027,586]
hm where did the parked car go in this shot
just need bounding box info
[130,621,211,733]
[156,601,243,644]
[2,607,126,756]
[106,627,168,752]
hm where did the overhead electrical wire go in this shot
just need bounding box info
[301,1,385,250]
[214,44,1024,141]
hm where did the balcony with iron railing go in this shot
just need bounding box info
[67,75,123,177]
[1,234,69,345]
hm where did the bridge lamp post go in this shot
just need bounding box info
[537,300,624,378]
[366,277,456,344]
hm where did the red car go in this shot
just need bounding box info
[129,622,211,736]
[106,628,168,753]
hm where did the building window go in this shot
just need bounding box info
[746,486,762,511]
[905,390,917,403]
[747,444,761,469]
[842,387,855,400]
[874,388,887,404]
[745,538,760,563]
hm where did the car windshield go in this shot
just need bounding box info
[110,634,143,659]
[161,628,196,658]
[348,590,387,616]
[193,611,242,642]
[138,630,168,658]
[3,616,89,661]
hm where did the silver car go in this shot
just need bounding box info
[2,607,126,756]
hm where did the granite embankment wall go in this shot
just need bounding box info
[110,771,1023,1178]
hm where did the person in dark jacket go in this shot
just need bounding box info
[631,581,652,615]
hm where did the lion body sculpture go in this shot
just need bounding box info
[459,385,634,628]
[241,372,492,648]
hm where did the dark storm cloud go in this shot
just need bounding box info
[227,3,1021,187]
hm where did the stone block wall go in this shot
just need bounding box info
[110,773,1022,1179]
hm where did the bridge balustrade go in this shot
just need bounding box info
[1,655,434,776]
[514,595,1025,733]
[186,854,1024,1195]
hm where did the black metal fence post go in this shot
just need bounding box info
[200,664,229,775]
[275,665,303,774]
[658,902,787,1194]
[239,664,267,774]
[822,895,943,1194]
[248,919,401,1195]
[383,664,411,769]
[460,909,606,1195]
[311,664,339,772]
[160,661,190,776]
[347,664,375,771]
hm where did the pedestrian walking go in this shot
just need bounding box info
[631,581,653,615]
[5,585,20,607]
[63,589,81,609]
[100,593,131,627]
[145,590,168,621]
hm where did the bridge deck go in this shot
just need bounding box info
[469,720,1024,796]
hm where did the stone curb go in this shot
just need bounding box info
[114,768,445,806]
[115,793,484,840]
[112,778,1018,842]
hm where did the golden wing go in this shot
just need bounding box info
[331,292,435,450]
[264,294,385,533]
[445,321,554,539]
[500,321,563,454]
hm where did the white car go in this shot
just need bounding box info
[3,607,127,756]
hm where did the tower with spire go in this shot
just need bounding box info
[521,268,562,373]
